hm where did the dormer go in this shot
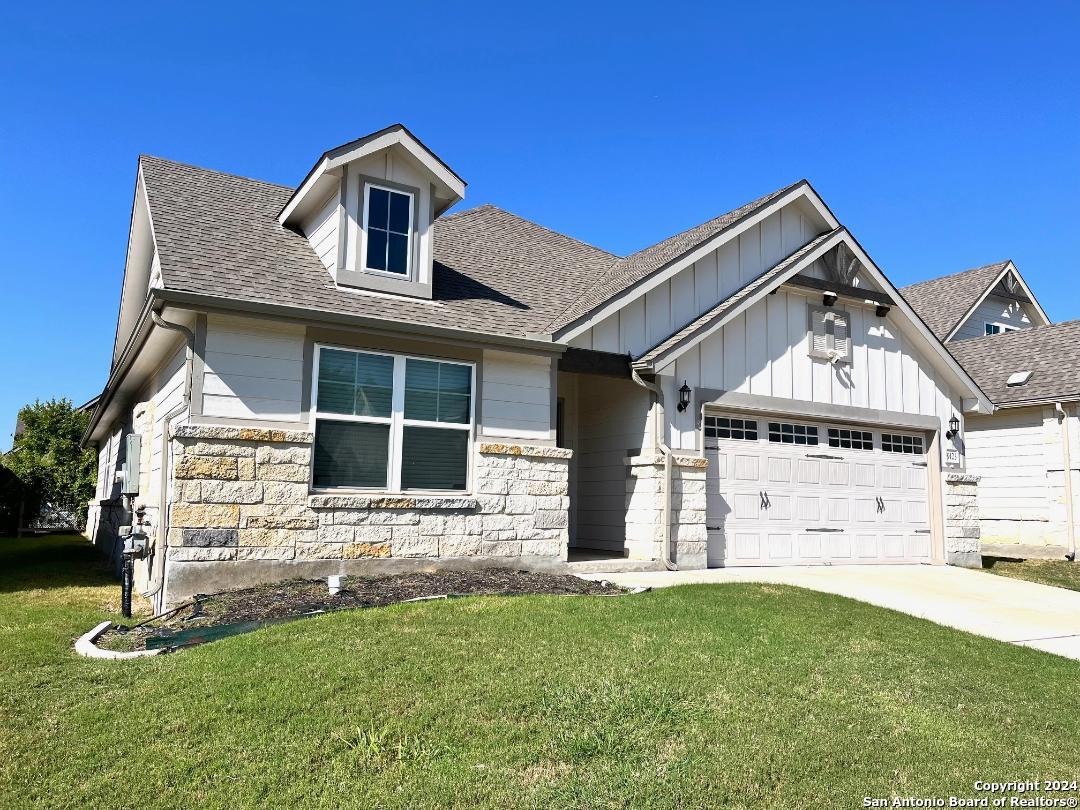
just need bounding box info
[279,124,466,299]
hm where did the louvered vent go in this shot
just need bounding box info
[809,308,851,364]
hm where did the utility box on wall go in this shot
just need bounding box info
[121,434,141,496]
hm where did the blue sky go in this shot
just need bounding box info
[1,1,1077,447]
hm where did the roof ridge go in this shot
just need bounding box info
[139,154,293,191]
[901,260,1010,291]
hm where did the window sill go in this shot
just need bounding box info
[308,493,478,511]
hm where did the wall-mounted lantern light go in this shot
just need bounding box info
[823,291,839,307]
[677,381,692,412]
[946,415,960,440]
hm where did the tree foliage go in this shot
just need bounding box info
[1,398,96,531]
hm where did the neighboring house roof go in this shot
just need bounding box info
[948,321,1080,406]
[547,180,804,333]
[899,261,1010,341]
[140,156,617,341]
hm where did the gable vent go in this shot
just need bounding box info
[1006,370,1033,387]
[810,308,851,364]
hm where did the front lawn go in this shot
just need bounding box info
[3,535,1080,809]
[983,556,1080,592]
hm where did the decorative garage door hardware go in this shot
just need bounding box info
[805,453,843,460]
[759,491,772,509]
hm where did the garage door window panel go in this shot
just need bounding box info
[881,433,924,454]
[768,422,819,446]
[705,416,758,441]
[827,427,873,450]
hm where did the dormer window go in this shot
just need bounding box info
[363,184,413,277]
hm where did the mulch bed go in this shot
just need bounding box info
[97,569,626,652]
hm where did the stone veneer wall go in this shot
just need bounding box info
[624,453,708,568]
[162,424,571,606]
[945,472,981,568]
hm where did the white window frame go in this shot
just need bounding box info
[984,321,1019,336]
[309,343,475,494]
[360,182,414,279]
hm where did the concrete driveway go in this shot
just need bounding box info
[583,564,1080,661]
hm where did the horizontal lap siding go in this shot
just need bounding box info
[480,350,552,441]
[200,315,305,422]
[966,409,1050,520]
[574,376,650,550]
[301,192,339,272]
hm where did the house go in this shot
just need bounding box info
[902,263,1079,560]
[83,124,993,611]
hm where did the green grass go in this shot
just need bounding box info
[983,556,1080,592]
[3,535,1080,809]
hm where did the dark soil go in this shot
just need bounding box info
[98,569,626,652]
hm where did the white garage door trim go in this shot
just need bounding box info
[705,409,934,567]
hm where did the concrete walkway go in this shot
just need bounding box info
[582,564,1080,661]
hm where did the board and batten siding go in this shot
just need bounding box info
[567,205,829,356]
[139,345,188,510]
[952,294,1035,341]
[200,315,305,422]
[653,288,963,454]
[479,350,553,442]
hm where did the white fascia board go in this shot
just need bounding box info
[943,260,1051,341]
[555,183,839,343]
[278,156,330,225]
[841,239,995,415]
[640,228,847,371]
[325,130,466,199]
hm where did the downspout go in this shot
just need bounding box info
[1055,402,1077,562]
[631,369,677,571]
[142,311,196,600]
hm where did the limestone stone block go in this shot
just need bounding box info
[257,463,310,483]
[243,514,318,530]
[255,445,311,465]
[479,477,509,495]
[240,528,315,547]
[180,528,238,548]
[296,541,344,559]
[440,536,482,557]
[482,514,515,532]
[526,481,568,497]
[392,533,439,557]
[171,503,240,528]
[200,480,264,504]
[481,540,521,557]
[175,456,238,481]
[521,539,561,557]
[418,515,445,535]
[237,458,256,480]
[504,495,535,515]
[236,546,295,561]
[186,441,255,458]
[262,482,309,505]
[353,525,393,543]
[534,510,568,529]
[168,546,237,562]
[343,542,391,559]
[317,525,356,543]
[476,495,506,514]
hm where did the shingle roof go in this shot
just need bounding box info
[547,180,805,334]
[899,261,1009,340]
[948,321,1080,406]
[633,227,843,366]
[140,156,617,340]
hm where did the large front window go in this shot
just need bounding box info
[363,184,412,276]
[311,347,472,491]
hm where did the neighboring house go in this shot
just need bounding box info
[902,263,1079,559]
[84,124,992,611]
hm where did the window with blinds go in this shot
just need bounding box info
[312,346,473,491]
[809,307,851,363]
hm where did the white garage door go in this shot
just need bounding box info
[705,412,932,567]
